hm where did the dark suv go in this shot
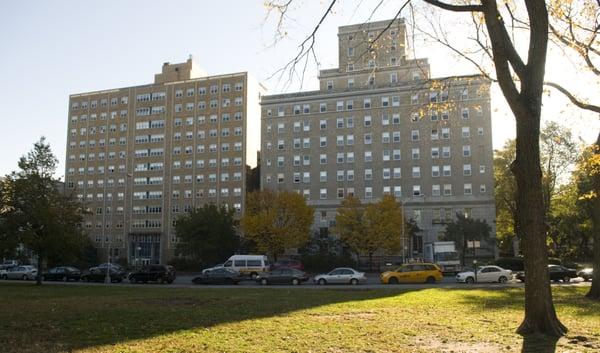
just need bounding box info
[128,265,176,284]
[270,259,304,271]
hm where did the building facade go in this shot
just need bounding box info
[260,19,496,259]
[65,58,262,265]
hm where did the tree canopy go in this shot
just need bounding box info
[240,190,314,259]
[0,138,87,285]
[174,204,239,267]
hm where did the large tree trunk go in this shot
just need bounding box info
[587,133,600,300]
[513,108,566,337]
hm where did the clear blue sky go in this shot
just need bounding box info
[0,0,597,178]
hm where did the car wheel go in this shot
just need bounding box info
[388,277,399,285]
[465,277,475,284]
[130,277,137,284]
[62,276,68,282]
[318,278,327,285]
[425,276,436,284]
[563,276,571,283]
[292,278,299,285]
[261,278,268,285]
[22,275,28,281]
[157,277,164,284]
[498,276,508,284]
[350,278,358,285]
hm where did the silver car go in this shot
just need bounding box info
[313,267,367,285]
[5,265,38,280]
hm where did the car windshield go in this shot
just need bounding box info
[435,252,459,261]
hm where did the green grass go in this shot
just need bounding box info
[0,283,599,352]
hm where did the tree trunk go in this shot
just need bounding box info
[36,253,43,286]
[586,133,600,300]
[513,108,566,336]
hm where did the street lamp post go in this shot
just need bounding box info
[473,259,478,283]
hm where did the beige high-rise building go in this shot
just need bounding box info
[65,58,263,265]
[260,19,496,259]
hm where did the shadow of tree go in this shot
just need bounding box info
[2,283,598,353]
[0,283,417,353]
[521,335,559,353]
[456,286,600,318]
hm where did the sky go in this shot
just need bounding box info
[0,0,598,178]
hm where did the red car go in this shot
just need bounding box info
[271,259,304,271]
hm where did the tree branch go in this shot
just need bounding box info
[544,81,600,113]
[422,0,483,12]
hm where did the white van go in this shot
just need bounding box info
[223,255,269,278]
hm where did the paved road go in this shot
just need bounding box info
[2,273,591,290]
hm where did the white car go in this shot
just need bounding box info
[5,265,38,280]
[313,267,367,285]
[456,265,512,284]
[202,263,224,274]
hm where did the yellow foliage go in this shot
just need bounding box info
[240,190,314,258]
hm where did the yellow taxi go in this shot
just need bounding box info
[380,263,444,284]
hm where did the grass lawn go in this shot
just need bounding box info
[0,283,599,353]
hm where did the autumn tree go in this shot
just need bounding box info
[494,139,518,255]
[333,195,368,257]
[0,138,87,285]
[547,182,592,260]
[334,195,405,270]
[240,190,314,260]
[495,122,577,257]
[574,135,600,299]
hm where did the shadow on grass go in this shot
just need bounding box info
[521,335,558,353]
[2,283,597,353]
[456,285,600,318]
[456,286,600,353]
[0,282,421,353]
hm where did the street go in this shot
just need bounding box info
[4,273,592,290]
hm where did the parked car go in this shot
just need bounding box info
[0,268,7,279]
[81,267,126,283]
[381,263,444,284]
[516,265,578,283]
[129,265,176,284]
[549,265,578,282]
[42,267,81,282]
[192,268,243,285]
[456,265,512,284]
[222,255,270,279]
[313,267,366,285]
[270,259,304,271]
[4,265,38,280]
[96,263,124,271]
[256,268,309,285]
[578,268,593,282]
[202,263,224,274]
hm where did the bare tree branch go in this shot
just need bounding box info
[422,0,483,12]
[544,81,600,113]
[264,0,338,89]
